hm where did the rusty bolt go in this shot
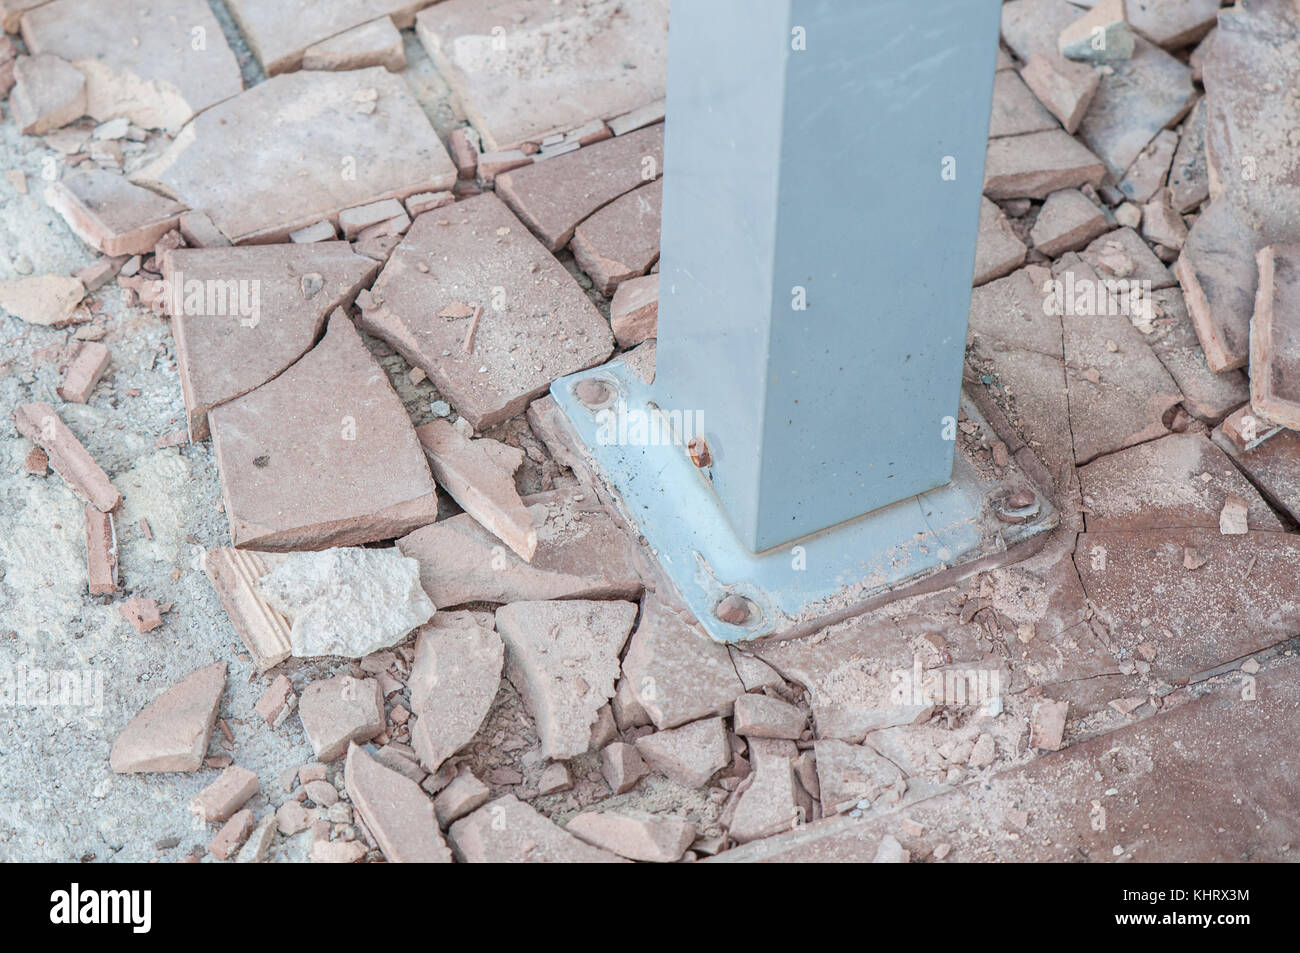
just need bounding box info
[715,594,753,625]
[688,436,712,468]
[1008,488,1035,509]
[574,378,614,408]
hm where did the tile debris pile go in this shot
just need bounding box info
[5,0,1300,864]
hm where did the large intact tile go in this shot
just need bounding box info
[397,488,644,607]
[1078,433,1281,533]
[496,123,664,251]
[448,794,625,863]
[1145,286,1248,421]
[619,595,745,730]
[415,0,668,152]
[209,311,439,551]
[110,662,226,773]
[45,168,186,257]
[162,242,379,440]
[225,0,431,74]
[134,68,456,244]
[495,599,637,759]
[357,192,613,428]
[21,0,242,133]
[407,611,504,772]
[570,178,661,296]
[1075,529,1300,682]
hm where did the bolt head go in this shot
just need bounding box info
[574,378,614,408]
[715,594,754,625]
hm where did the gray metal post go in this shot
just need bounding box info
[551,0,1057,642]
[656,0,1003,552]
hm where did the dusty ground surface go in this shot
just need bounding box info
[2,0,1298,864]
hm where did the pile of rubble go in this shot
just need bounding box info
[4,0,1300,863]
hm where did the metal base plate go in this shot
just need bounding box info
[550,361,1059,643]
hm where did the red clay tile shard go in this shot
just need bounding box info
[0,273,84,326]
[161,242,379,441]
[1249,245,1300,432]
[983,130,1106,200]
[496,600,637,760]
[1030,699,1069,750]
[203,547,291,670]
[133,68,456,244]
[14,401,121,511]
[45,169,186,257]
[1029,188,1109,258]
[56,339,108,403]
[447,794,626,863]
[344,743,451,863]
[1119,129,1178,205]
[1211,415,1300,524]
[21,0,242,134]
[730,738,800,843]
[191,765,259,822]
[1168,99,1208,214]
[209,808,254,860]
[433,772,490,827]
[298,675,384,761]
[415,0,667,152]
[1174,200,1264,373]
[1071,0,1219,50]
[357,192,613,429]
[567,810,694,863]
[447,127,478,179]
[414,419,536,561]
[396,488,644,607]
[974,197,1028,287]
[610,273,658,347]
[9,52,85,134]
[814,739,905,816]
[988,70,1058,139]
[225,0,428,74]
[208,311,439,551]
[1059,0,1134,63]
[301,16,405,72]
[254,674,296,727]
[110,661,227,773]
[634,717,730,789]
[118,595,162,632]
[496,123,665,252]
[570,178,661,296]
[1018,54,1098,134]
[84,505,117,595]
[733,694,807,741]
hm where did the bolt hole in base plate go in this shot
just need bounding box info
[550,361,1059,643]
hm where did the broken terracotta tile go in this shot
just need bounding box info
[415,0,667,152]
[1212,416,1300,524]
[0,273,84,326]
[447,127,478,179]
[1118,129,1178,206]
[397,488,644,607]
[14,401,121,511]
[601,742,648,795]
[46,169,185,257]
[405,190,454,217]
[118,595,162,633]
[447,794,625,863]
[1174,200,1263,372]
[133,68,456,244]
[259,547,435,659]
[1168,99,1208,214]
[224,0,427,74]
[1076,529,1300,682]
[302,16,405,72]
[608,100,664,137]
[289,221,336,243]
[9,52,85,134]
[496,599,637,760]
[209,808,254,860]
[567,809,694,863]
[357,193,613,429]
[433,771,490,828]
[55,340,108,403]
[475,150,532,185]
[1079,433,1280,533]
[254,674,297,727]
[1142,193,1188,251]
[162,242,377,440]
[203,547,292,670]
[345,743,451,863]
[310,838,366,863]
[84,505,117,595]
[208,312,439,551]
[988,69,1058,139]
[298,675,385,761]
[406,611,504,772]
[414,420,535,561]
[814,739,906,816]
[496,123,664,252]
[974,197,1028,287]
[110,661,226,773]
[570,178,661,296]
[729,738,799,843]
[1077,0,1220,50]
[1059,0,1134,63]
[1018,54,1098,134]
[21,0,242,133]
[1029,188,1109,258]
[983,129,1106,200]
[1249,245,1300,431]
[733,694,807,741]
[634,716,729,789]
[1080,226,1175,289]
[191,765,259,822]
[338,198,406,240]
[610,273,658,348]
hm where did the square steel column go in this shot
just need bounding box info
[655,0,1003,552]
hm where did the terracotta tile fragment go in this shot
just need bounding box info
[298,675,384,761]
[118,596,162,632]
[983,129,1105,200]
[567,809,694,863]
[14,401,121,511]
[204,547,291,670]
[302,16,405,72]
[191,765,259,822]
[84,505,117,595]
[110,661,227,773]
[610,273,658,347]
[345,743,451,863]
[56,340,108,403]
[45,169,185,257]
[570,178,661,296]
[447,794,625,863]
[1249,245,1300,431]
[209,808,254,860]
[9,52,85,134]
[254,674,297,727]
